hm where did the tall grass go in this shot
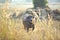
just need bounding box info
[0,8,60,40]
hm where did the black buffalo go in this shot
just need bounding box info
[50,9,60,21]
[23,15,35,32]
[22,9,35,32]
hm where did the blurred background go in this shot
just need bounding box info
[0,0,60,9]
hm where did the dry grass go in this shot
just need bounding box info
[0,9,60,40]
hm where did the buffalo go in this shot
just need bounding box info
[53,9,60,20]
[22,9,35,32]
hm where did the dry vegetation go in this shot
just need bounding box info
[0,8,60,40]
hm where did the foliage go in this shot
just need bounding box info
[33,0,48,8]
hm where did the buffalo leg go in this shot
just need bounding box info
[27,27,29,32]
